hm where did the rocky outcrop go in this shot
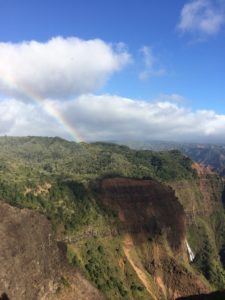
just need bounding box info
[169,163,225,226]
[102,178,185,251]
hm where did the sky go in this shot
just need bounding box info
[0,0,225,143]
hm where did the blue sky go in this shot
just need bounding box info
[0,0,225,142]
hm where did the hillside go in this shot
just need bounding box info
[0,136,224,299]
[114,140,225,177]
[0,202,105,300]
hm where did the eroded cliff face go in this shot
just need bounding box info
[102,178,185,251]
[167,163,225,290]
[0,202,105,300]
[101,178,209,300]
[191,163,225,213]
[169,163,225,223]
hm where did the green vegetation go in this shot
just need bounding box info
[67,238,150,300]
[0,136,224,297]
[188,216,225,289]
[0,136,196,232]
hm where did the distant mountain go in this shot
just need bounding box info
[0,136,224,299]
[183,145,225,176]
[113,140,225,177]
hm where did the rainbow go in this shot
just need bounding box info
[21,87,84,142]
[1,72,84,142]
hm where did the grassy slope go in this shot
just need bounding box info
[0,136,195,228]
[0,136,224,298]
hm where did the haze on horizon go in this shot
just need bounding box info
[0,0,225,143]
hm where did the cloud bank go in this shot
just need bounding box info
[0,37,131,100]
[0,36,224,144]
[178,0,225,37]
[1,95,225,143]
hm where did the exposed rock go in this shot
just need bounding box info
[101,178,209,299]
[0,202,104,300]
[102,178,186,250]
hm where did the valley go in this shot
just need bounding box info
[0,137,224,299]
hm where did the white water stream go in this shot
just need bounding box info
[185,240,195,262]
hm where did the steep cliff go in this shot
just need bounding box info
[0,202,105,300]
[102,178,185,250]
[168,163,225,290]
[99,178,209,300]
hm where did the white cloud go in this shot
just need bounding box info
[1,94,225,143]
[0,37,131,100]
[0,36,223,144]
[177,0,225,37]
[0,98,67,138]
[139,46,166,80]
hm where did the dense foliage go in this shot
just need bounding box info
[116,140,225,177]
[0,136,195,230]
[0,136,225,298]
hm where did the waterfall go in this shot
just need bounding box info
[185,239,195,262]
